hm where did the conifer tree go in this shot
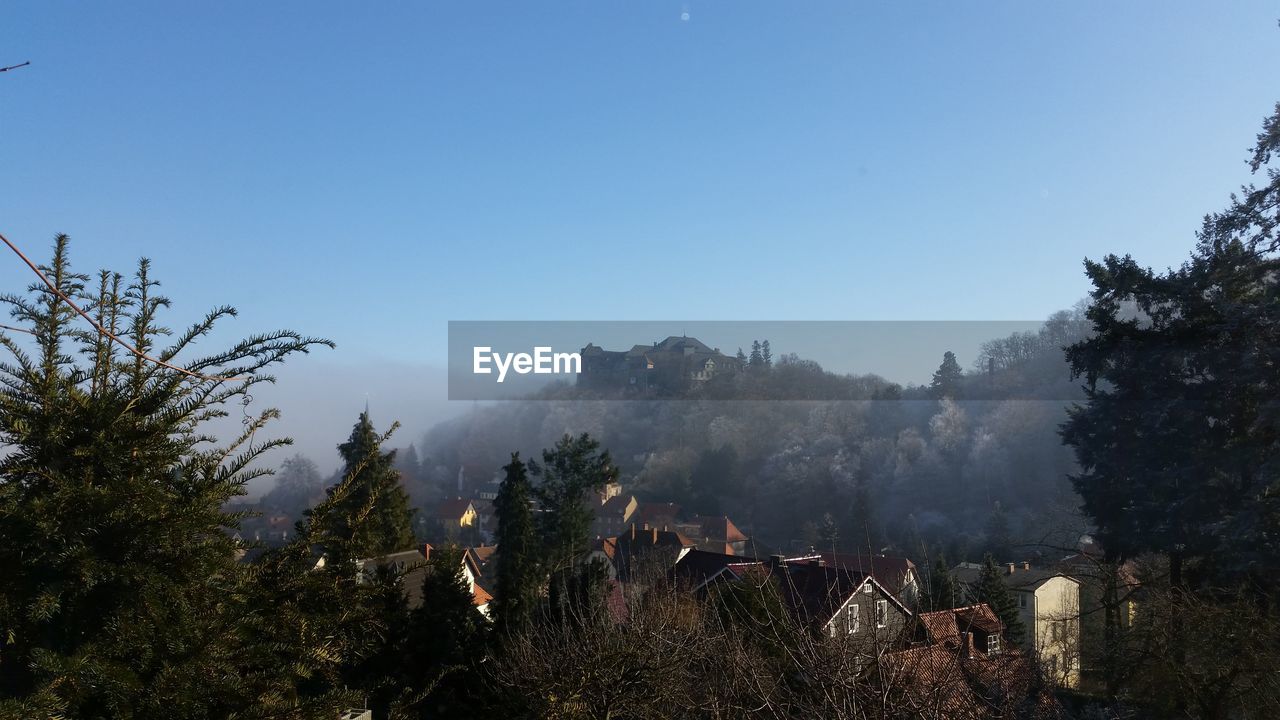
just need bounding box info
[984,501,1013,560]
[492,453,540,636]
[1063,104,1280,592]
[0,235,334,717]
[925,556,959,612]
[749,340,764,368]
[760,339,772,368]
[929,350,964,399]
[313,411,415,560]
[405,544,486,718]
[529,433,618,617]
[735,347,747,364]
[974,554,1026,645]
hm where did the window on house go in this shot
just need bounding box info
[987,635,1001,655]
[847,603,860,634]
[875,599,888,628]
[1018,593,1028,609]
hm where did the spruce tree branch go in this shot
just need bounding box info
[0,230,246,382]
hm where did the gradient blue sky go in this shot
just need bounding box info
[2,2,1279,462]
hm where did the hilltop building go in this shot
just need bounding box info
[579,336,742,393]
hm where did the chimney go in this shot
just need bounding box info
[651,528,658,543]
[1007,563,1016,575]
[1022,561,1031,571]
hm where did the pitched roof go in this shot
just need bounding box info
[688,515,748,543]
[918,603,1004,644]
[598,493,637,519]
[886,639,1062,719]
[471,580,493,607]
[952,562,1077,592]
[671,548,755,589]
[820,552,917,592]
[608,523,697,580]
[434,497,474,520]
[634,501,682,526]
[769,558,875,625]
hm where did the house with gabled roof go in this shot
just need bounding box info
[591,493,639,539]
[916,603,1007,657]
[676,514,750,556]
[633,501,681,529]
[673,552,912,656]
[597,522,698,582]
[353,544,492,617]
[820,551,920,607]
[953,561,1081,688]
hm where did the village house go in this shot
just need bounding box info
[593,522,698,582]
[591,493,639,539]
[953,561,1082,688]
[820,552,920,607]
[354,544,492,617]
[633,501,681,529]
[887,603,1058,718]
[674,551,912,657]
[427,497,478,541]
[675,515,751,556]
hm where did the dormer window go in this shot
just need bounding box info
[987,635,1001,655]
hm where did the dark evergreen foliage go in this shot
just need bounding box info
[929,350,964,399]
[973,554,1026,645]
[311,411,415,561]
[492,453,539,637]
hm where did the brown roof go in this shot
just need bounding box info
[609,523,697,580]
[952,562,1077,592]
[688,515,748,544]
[886,640,1062,719]
[634,502,681,526]
[768,558,875,626]
[819,552,916,591]
[434,497,474,520]
[671,548,756,588]
[472,580,493,607]
[598,494,636,519]
[918,603,1004,644]
[470,544,497,564]
[682,554,907,628]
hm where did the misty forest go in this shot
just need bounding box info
[3,66,1280,720]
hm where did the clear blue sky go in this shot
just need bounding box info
[2,1,1278,368]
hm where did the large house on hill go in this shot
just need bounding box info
[579,336,742,393]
